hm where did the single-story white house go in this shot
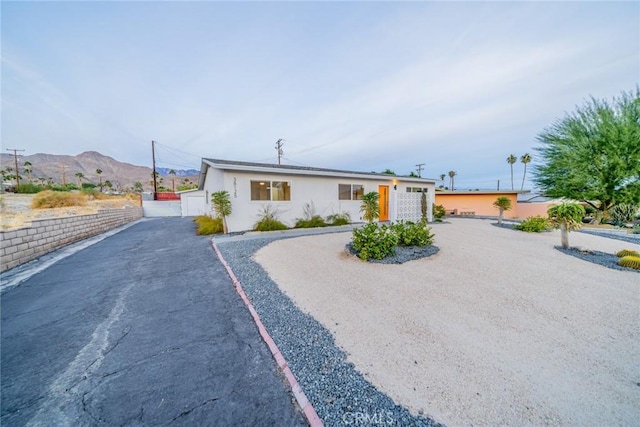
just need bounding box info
[196,158,437,233]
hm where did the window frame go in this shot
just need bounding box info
[250,180,291,202]
[338,183,365,201]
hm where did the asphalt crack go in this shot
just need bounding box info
[170,397,220,422]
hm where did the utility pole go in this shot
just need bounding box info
[6,148,25,190]
[415,163,425,178]
[152,140,158,200]
[275,139,284,165]
[61,164,67,185]
[497,179,500,190]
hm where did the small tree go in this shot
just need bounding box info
[493,196,512,225]
[75,172,85,186]
[360,192,380,223]
[533,88,640,222]
[547,202,586,249]
[211,190,232,234]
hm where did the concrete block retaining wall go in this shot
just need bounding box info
[0,207,143,273]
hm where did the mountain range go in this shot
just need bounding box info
[0,151,200,191]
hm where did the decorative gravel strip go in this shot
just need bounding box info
[578,229,640,245]
[554,246,640,273]
[346,243,440,264]
[216,237,442,427]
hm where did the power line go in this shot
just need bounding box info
[275,139,284,165]
[6,148,25,190]
[415,163,425,177]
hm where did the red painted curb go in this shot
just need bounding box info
[212,242,323,427]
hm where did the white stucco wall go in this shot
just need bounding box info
[179,190,207,217]
[202,167,435,232]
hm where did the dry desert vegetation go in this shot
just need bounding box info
[0,193,140,230]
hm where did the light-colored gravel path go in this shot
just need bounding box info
[254,219,640,426]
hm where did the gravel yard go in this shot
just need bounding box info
[220,219,639,426]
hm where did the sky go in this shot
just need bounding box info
[2,1,638,190]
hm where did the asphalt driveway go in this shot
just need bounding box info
[1,218,306,426]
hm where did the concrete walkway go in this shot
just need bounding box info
[1,217,306,426]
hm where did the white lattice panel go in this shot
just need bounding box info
[396,193,424,222]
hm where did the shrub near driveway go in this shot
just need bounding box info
[514,216,551,233]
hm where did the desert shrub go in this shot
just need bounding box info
[351,223,398,261]
[391,220,434,247]
[254,205,288,231]
[194,215,223,235]
[514,216,551,232]
[31,190,87,209]
[327,212,351,226]
[49,183,79,192]
[618,256,640,270]
[433,204,446,222]
[15,183,45,194]
[610,204,638,226]
[295,215,328,228]
[632,225,640,234]
[616,249,640,258]
[81,182,97,190]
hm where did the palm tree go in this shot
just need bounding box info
[75,172,85,186]
[133,182,144,193]
[507,154,517,190]
[169,169,177,192]
[547,203,586,249]
[360,192,380,223]
[211,190,232,234]
[448,171,457,191]
[23,161,33,183]
[493,196,512,225]
[520,153,531,191]
[96,169,103,191]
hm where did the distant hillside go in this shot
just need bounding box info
[0,151,200,191]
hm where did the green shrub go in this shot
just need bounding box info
[254,205,288,231]
[433,204,446,222]
[194,215,223,235]
[632,225,640,234]
[295,215,328,228]
[31,190,87,208]
[351,223,398,261]
[81,182,97,190]
[514,216,551,232]
[616,249,640,258]
[326,212,351,226]
[391,220,434,247]
[618,255,640,270]
[15,183,45,194]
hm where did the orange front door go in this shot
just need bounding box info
[378,185,389,221]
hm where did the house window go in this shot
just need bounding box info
[250,180,290,201]
[339,184,364,200]
[406,187,429,193]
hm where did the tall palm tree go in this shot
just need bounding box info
[520,153,531,191]
[169,169,177,192]
[448,171,457,191]
[507,154,517,190]
[96,169,103,191]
